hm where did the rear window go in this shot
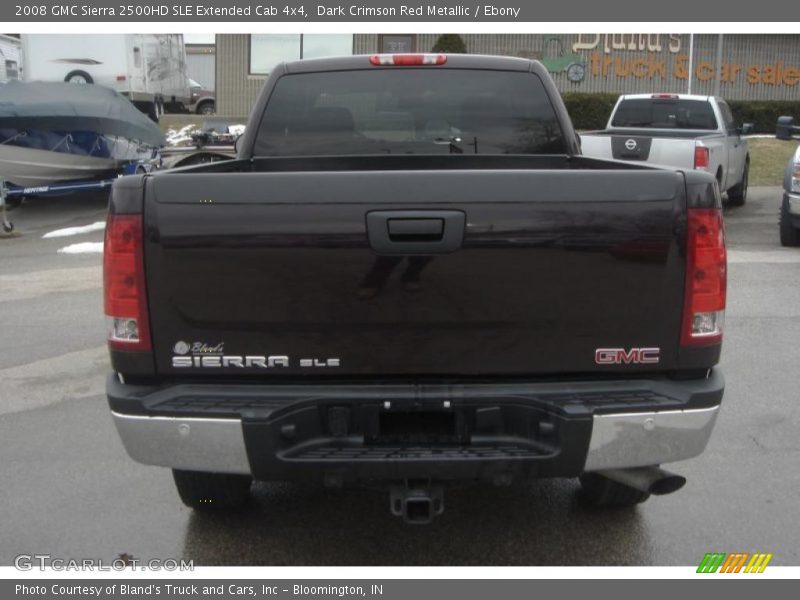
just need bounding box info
[254,69,567,156]
[611,98,718,130]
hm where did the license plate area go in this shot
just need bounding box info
[364,409,466,445]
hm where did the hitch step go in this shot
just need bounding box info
[390,482,444,525]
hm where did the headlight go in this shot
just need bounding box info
[792,162,800,194]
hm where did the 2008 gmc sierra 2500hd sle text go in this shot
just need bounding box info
[104,54,726,524]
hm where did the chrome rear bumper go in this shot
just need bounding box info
[111,413,251,475]
[111,404,720,477]
[582,406,719,471]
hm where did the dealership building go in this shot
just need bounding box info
[215,33,800,117]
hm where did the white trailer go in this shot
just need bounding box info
[0,35,21,83]
[20,34,191,120]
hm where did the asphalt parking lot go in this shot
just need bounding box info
[1,187,798,567]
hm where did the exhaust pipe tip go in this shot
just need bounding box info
[594,466,687,496]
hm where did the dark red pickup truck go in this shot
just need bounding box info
[104,54,726,523]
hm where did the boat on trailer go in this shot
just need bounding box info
[0,80,164,187]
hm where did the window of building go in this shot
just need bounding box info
[249,34,354,75]
[5,60,18,80]
[378,35,417,53]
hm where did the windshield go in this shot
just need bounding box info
[253,69,567,156]
[611,98,718,130]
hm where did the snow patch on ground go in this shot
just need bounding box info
[728,249,800,263]
[43,221,106,239]
[165,123,246,146]
[166,124,200,146]
[57,242,104,254]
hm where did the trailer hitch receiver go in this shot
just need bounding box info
[390,482,444,525]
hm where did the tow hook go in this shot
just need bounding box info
[390,481,444,524]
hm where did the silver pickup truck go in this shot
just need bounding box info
[776,116,800,246]
[581,94,752,206]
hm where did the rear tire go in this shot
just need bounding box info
[780,196,800,247]
[144,101,158,122]
[727,162,749,207]
[172,469,252,511]
[578,473,650,508]
[64,70,93,84]
[196,100,215,115]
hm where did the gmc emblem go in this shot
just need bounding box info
[595,347,661,365]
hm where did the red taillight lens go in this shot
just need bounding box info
[694,146,710,169]
[116,75,127,81]
[369,53,447,66]
[681,208,726,346]
[103,213,151,352]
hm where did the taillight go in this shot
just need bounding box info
[103,213,151,352]
[791,160,800,193]
[369,54,447,66]
[681,208,726,346]
[651,94,679,100]
[694,145,710,169]
[116,75,127,82]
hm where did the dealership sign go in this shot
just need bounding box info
[564,33,800,87]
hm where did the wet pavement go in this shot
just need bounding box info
[1,188,798,566]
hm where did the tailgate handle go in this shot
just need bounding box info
[367,210,466,255]
[388,218,444,241]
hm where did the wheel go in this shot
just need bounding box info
[566,62,586,83]
[727,161,749,207]
[146,101,158,122]
[64,70,93,84]
[578,473,650,508]
[2,220,12,234]
[780,196,800,247]
[172,469,252,511]
[196,100,215,115]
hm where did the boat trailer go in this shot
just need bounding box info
[1,148,235,235]
[0,154,165,235]
[1,177,121,234]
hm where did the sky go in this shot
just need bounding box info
[184,34,215,44]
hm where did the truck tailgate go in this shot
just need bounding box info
[582,132,706,169]
[144,168,687,377]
